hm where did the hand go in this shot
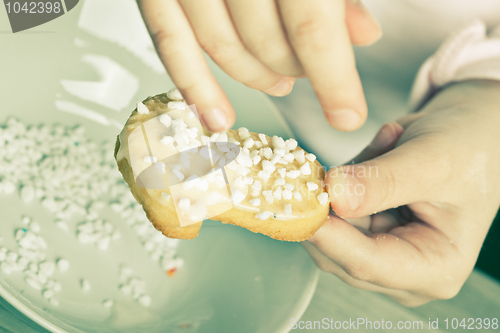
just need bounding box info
[304,80,500,307]
[137,0,382,132]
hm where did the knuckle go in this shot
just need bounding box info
[373,161,398,207]
[246,36,296,67]
[198,39,238,63]
[309,255,339,275]
[340,274,370,289]
[343,262,373,282]
[242,72,278,90]
[151,29,177,52]
[290,19,332,52]
[245,35,277,57]
[314,259,334,273]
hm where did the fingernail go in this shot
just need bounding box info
[264,78,294,97]
[329,171,363,213]
[200,108,230,132]
[349,1,383,44]
[325,109,361,131]
[350,0,382,29]
[371,123,397,150]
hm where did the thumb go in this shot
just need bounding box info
[326,136,450,218]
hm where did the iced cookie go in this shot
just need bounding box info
[114,90,330,241]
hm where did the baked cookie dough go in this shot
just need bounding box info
[114,90,329,241]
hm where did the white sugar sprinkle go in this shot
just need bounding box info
[284,204,292,215]
[102,299,113,308]
[282,189,293,200]
[258,133,268,145]
[178,198,191,210]
[206,191,222,206]
[144,156,157,163]
[277,168,287,178]
[139,295,151,307]
[243,138,254,149]
[243,176,254,185]
[285,139,298,150]
[249,198,260,206]
[167,87,184,101]
[56,259,69,272]
[300,163,312,175]
[236,165,251,176]
[272,136,285,149]
[274,178,285,186]
[286,170,301,179]
[306,153,317,162]
[39,262,55,276]
[273,148,285,157]
[43,289,54,299]
[293,150,306,164]
[167,101,186,110]
[293,191,303,201]
[137,101,149,114]
[261,148,273,160]
[257,170,271,183]
[2,181,15,194]
[210,133,220,142]
[230,188,246,205]
[234,176,246,190]
[20,185,35,203]
[262,160,276,173]
[255,211,273,220]
[217,133,228,142]
[158,115,171,129]
[283,153,295,163]
[306,182,319,191]
[317,193,329,205]
[173,169,185,180]
[183,175,200,190]
[262,190,274,204]
[250,181,262,197]
[238,127,250,140]
[81,279,91,292]
[273,187,282,200]
[270,154,281,164]
[160,135,175,146]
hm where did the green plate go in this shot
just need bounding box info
[0,1,318,332]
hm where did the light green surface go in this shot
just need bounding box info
[0,2,315,332]
[301,270,500,333]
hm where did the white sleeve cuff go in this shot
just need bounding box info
[409,20,500,110]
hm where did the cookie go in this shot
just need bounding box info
[114,90,329,241]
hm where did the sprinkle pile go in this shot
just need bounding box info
[0,117,184,307]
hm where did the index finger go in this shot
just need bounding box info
[278,0,367,131]
[138,0,235,132]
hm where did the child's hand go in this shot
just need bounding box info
[304,80,500,306]
[137,0,382,132]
